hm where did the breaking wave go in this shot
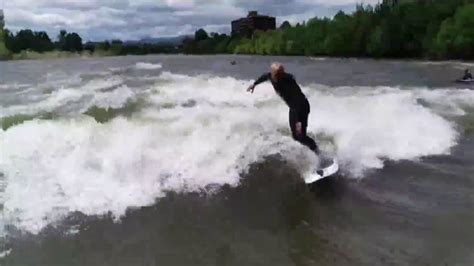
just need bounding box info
[2,71,473,234]
[134,62,163,70]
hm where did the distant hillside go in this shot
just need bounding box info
[133,35,192,46]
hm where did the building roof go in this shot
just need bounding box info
[232,11,274,23]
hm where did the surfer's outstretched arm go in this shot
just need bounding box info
[247,73,270,93]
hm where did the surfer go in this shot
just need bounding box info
[461,69,473,80]
[247,63,320,155]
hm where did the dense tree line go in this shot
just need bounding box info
[57,30,83,52]
[1,29,178,56]
[84,40,179,55]
[2,0,474,60]
[0,29,9,58]
[185,0,474,59]
[3,29,83,53]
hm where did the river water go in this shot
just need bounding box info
[1,55,473,265]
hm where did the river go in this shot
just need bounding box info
[1,55,474,265]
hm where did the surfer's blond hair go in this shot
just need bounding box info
[271,63,284,74]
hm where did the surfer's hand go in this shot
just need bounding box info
[247,84,255,93]
[295,122,303,136]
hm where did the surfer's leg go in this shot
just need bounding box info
[300,120,319,154]
[289,109,320,154]
[289,109,298,138]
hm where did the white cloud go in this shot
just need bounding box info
[166,0,195,9]
[296,0,379,5]
[2,0,368,41]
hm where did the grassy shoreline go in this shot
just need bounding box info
[0,49,124,61]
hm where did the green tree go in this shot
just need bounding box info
[110,40,123,55]
[178,1,474,59]
[97,41,111,51]
[63,32,83,52]
[57,29,67,50]
[226,37,242,53]
[195,28,209,41]
[280,21,292,29]
[436,4,474,59]
[183,37,197,54]
[323,11,355,56]
[15,29,35,51]
[0,29,10,58]
[234,38,254,54]
[4,29,18,53]
[34,31,54,52]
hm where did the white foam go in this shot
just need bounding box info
[134,62,163,70]
[0,249,11,258]
[92,85,135,109]
[1,72,470,234]
[310,57,328,61]
[81,76,124,92]
[0,83,31,92]
[0,88,85,118]
[417,60,474,69]
[414,88,474,116]
[304,86,459,176]
[0,77,133,118]
[0,116,301,234]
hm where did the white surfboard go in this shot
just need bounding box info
[456,78,474,84]
[305,157,339,184]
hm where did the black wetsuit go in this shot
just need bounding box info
[462,73,473,80]
[254,72,319,154]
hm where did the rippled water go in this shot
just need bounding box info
[1,55,473,265]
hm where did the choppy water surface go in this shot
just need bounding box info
[1,55,473,265]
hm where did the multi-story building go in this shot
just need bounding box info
[231,11,276,37]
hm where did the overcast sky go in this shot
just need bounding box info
[2,0,380,41]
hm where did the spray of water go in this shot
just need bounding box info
[1,67,471,234]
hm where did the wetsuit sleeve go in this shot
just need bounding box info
[253,73,271,86]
